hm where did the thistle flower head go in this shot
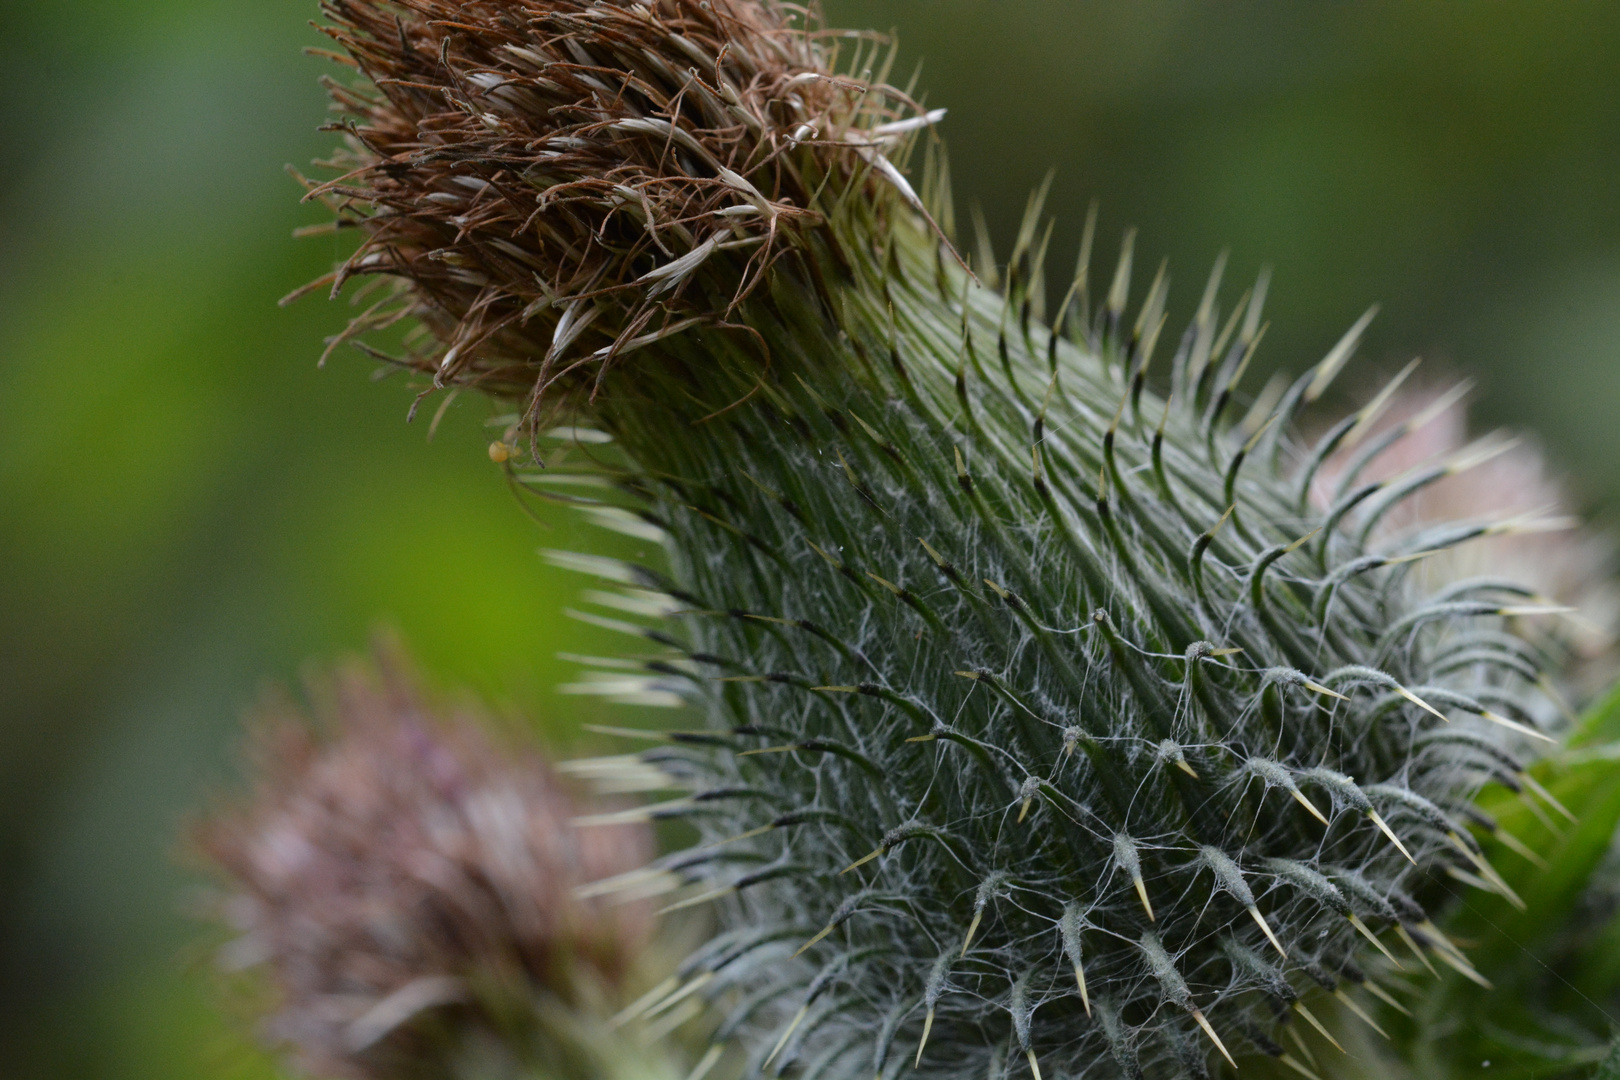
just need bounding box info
[292,4,1596,1079]
[302,0,935,418]
[197,649,653,1080]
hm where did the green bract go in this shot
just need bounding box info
[563,199,1556,1080]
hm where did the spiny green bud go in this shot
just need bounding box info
[299,3,1579,1078]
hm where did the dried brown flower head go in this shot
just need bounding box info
[296,0,937,421]
[197,649,655,1080]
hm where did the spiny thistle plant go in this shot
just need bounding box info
[195,647,679,1080]
[291,3,1587,1078]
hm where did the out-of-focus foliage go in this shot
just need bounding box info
[0,4,642,1075]
[4,2,1620,1077]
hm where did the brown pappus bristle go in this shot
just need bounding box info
[299,0,937,422]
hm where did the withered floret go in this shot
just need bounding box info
[299,0,931,419]
[197,649,652,1080]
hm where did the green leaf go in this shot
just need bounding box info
[1571,680,1620,748]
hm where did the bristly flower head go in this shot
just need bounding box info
[298,0,940,421]
[291,4,1595,1079]
[196,648,655,1080]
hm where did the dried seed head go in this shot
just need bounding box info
[301,0,934,421]
[195,647,653,1080]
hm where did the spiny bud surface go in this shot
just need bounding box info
[297,4,1577,1079]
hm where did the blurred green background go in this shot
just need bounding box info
[4,2,1620,1076]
